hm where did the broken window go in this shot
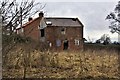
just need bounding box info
[40,29,45,37]
[75,39,80,46]
[61,28,65,35]
[72,18,77,21]
[63,39,69,50]
[21,28,24,33]
[46,21,52,25]
[56,39,61,47]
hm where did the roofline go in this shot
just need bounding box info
[22,17,41,27]
[45,17,78,19]
[16,16,84,30]
[45,17,84,27]
[46,25,82,27]
[16,16,42,30]
[76,18,84,27]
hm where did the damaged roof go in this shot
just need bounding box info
[16,17,42,30]
[16,17,84,30]
[45,17,83,27]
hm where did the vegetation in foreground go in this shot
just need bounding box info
[2,35,119,79]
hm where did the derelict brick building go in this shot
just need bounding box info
[16,12,84,51]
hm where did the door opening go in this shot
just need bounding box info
[63,39,69,50]
[40,29,45,37]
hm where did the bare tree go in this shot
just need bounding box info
[100,34,111,45]
[106,1,120,34]
[1,0,46,78]
[95,34,111,45]
[0,0,45,35]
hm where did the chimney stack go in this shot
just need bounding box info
[39,11,44,17]
[28,17,33,21]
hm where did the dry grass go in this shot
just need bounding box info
[2,44,120,79]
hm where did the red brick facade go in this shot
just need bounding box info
[45,26,83,51]
[16,17,42,41]
[16,14,84,51]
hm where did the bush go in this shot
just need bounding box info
[3,34,32,45]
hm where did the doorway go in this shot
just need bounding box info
[63,39,69,50]
[40,29,45,37]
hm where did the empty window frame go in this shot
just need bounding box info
[40,29,45,37]
[21,28,24,33]
[75,39,80,46]
[61,28,66,35]
[56,39,61,47]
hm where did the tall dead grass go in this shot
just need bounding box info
[2,45,119,79]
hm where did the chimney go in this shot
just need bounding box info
[39,11,44,17]
[28,17,33,21]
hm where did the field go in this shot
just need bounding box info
[2,39,120,79]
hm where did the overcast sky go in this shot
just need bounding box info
[37,1,119,42]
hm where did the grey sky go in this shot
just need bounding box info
[39,2,118,42]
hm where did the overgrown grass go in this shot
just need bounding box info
[2,45,119,79]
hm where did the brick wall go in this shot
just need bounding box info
[46,26,83,51]
[17,17,84,51]
[24,17,42,41]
